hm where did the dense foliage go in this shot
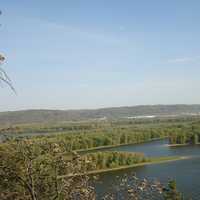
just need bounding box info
[164,180,183,200]
[27,120,200,150]
[83,151,149,171]
[0,140,96,200]
[169,125,200,145]
[2,117,200,149]
[24,127,168,152]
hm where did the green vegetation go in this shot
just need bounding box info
[83,151,149,171]
[1,114,199,135]
[0,121,105,135]
[2,115,200,150]
[0,140,95,200]
[1,10,187,199]
[9,117,199,151]
[1,104,200,125]
[21,127,168,152]
[1,140,181,200]
[169,124,200,145]
[164,180,183,200]
[1,116,196,199]
[82,153,185,174]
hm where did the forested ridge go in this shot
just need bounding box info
[1,115,199,135]
[1,104,200,125]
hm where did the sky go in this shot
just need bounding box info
[1,0,200,111]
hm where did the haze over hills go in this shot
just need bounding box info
[0,104,200,126]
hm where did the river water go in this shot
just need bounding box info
[95,139,200,200]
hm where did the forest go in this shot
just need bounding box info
[1,117,200,149]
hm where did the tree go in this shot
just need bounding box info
[163,180,183,200]
[0,140,95,200]
[191,134,198,145]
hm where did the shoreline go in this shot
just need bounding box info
[167,143,200,147]
[77,137,168,153]
[85,156,189,175]
[58,156,189,178]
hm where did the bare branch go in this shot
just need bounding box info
[0,55,16,93]
[0,12,16,93]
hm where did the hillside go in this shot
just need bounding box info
[0,104,200,125]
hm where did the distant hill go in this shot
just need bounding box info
[0,104,200,125]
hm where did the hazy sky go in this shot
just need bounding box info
[1,0,200,111]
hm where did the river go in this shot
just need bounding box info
[95,139,200,199]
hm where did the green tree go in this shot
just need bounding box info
[191,134,198,144]
[0,140,95,200]
[164,180,183,200]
